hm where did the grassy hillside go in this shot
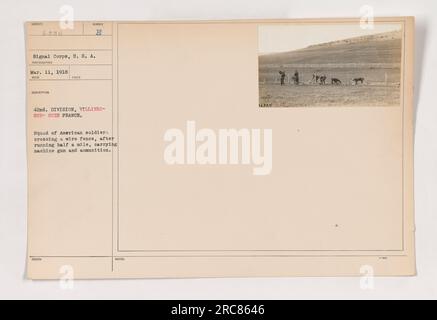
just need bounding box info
[259,30,402,66]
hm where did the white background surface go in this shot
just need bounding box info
[0,0,436,300]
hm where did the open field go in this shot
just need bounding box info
[259,83,401,108]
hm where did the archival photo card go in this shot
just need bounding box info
[26,18,415,279]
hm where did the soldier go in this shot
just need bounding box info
[319,75,327,85]
[279,71,286,86]
[294,70,299,85]
[331,78,342,85]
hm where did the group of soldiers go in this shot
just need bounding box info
[278,70,365,86]
[279,70,299,85]
[279,70,324,85]
[311,73,328,85]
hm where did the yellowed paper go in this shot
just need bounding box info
[26,18,416,279]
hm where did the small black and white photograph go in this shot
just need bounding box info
[258,23,403,107]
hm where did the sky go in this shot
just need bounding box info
[258,23,402,54]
